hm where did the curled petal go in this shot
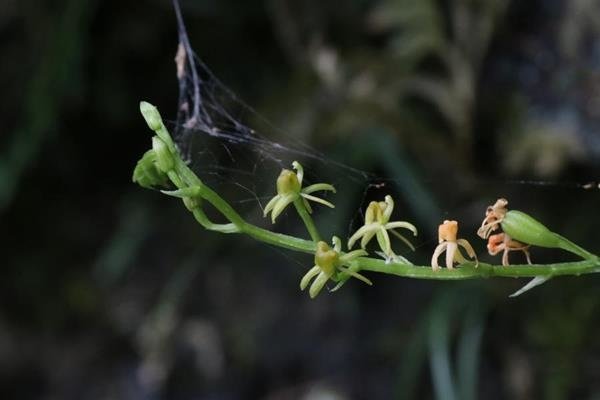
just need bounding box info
[445,241,457,269]
[382,195,394,223]
[457,238,478,267]
[452,247,467,264]
[337,266,373,286]
[385,221,418,236]
[271,194,296,222]
[339,249,368,263]
[348,223,379,249]
[389,229,415,251]
[302,197,313,213]
[331,264,371,292]
[292,161,304,186]
[332,236,342,253]
[300,193,335,208]
[263,194,281,216]
[431,242,448,271]
[360,228,377,249]
[309,271,330,298]
[300,266,321,291]
[376,228,392,256]
[303,183,336,194]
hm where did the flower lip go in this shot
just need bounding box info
[276,169,301,195]
[315,241,338,276]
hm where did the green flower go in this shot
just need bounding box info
[348,195,417,262]
[263,161,336,223]
[132,149,169,189]
[300,237,371,298]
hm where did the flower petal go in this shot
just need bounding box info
[309,271,330,298]
[271,194,296,222]
[300,193,335,208]
[385,221,418,236]
[376,228,392,256]
[303,183,336,194]
[339,249,368,263]
[348,223,379,249]
[382,195,394,223]
[457,238,478,267]
[431,242,448,271]
[388,229,416,251]
[338,266,372,285]
[332,236,342,253]
[360,228,377,249]
[292,161,304,186]
[445,241,457,269]
[263,194,280,216]
[300,266,321,290]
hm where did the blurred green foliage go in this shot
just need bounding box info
[1,0,600,399]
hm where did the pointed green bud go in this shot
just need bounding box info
[140,101,163,132]
[152,136,174,173]
[132,149,168,189]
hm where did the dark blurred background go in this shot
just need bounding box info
[2,0,600,399]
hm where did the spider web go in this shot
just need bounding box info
[168,0,391,240]
[165,0,599,259]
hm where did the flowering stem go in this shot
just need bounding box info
[137,102,600,283]
[293,198,321,242]
[173,147,600,280]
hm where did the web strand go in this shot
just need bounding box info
[168,0,600,219]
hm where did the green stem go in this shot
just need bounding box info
[294,198,321,242]
[349,257,600,279]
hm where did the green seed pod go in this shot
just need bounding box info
[152,136,175,173]
[502,210,594,259]
[132,149,169,189]
[501,210,560,248]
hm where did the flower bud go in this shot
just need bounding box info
[132,149,169,189]
[140,101,163,132]
[152,136,175,173]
